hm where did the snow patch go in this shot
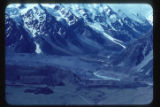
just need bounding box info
[93,72,121,81]
[147,15,153,25]
[110,14,117,23]
[103,33,126,49]
[136,50,153,72]
[34,42,41,54]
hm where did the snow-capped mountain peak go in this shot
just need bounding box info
[5,3,152,55]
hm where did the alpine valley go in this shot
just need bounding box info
[5,4,153,105]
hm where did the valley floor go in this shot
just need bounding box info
[6,84,153,105]
[5,53,153,105]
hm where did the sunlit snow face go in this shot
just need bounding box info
[7,3,21,8]
[147,14,153,25]
[6,3,153,24]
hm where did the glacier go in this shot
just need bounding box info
[5,3,153,105]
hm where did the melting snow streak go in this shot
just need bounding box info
[34,42,41,54]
